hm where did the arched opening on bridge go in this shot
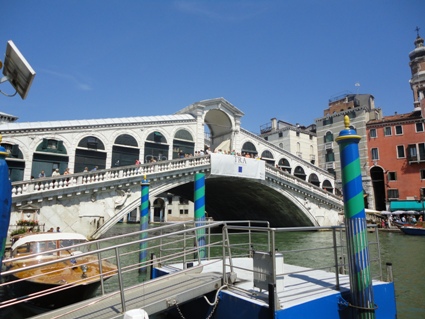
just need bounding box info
[308,173,320,187]
[32,139,69,178]
[75,136,107,172]
[173,129,195,159]
[294,166,306,181]
[112,134,139,167]
[153,198,165,222]
[370,166,386,211]
[278,158,291,173]
[241,141,257,157]
[145,131,169,162]
[1,142,24,181]
[322,179,334,193]
[204,109,233,152]
[261,150,275,165]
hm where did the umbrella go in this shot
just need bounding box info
[390,210,406,215]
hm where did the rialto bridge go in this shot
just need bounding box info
[0,98,343,238]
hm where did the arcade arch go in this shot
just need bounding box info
[241,141,257,157]
[173,129,195,159]
[294,166,307,181]
[261,150,274,165]
[145,131,168,162]
[278,158,291,173]
[32,138,69,178]
[322,179,334,193]
[203,109,233,152]
[75,136,106,172]
[112,134,139,167]
[308,173,320,187]
[3,143,24,181]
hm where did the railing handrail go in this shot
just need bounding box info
[11,155,212,198]
[0,221,383,317]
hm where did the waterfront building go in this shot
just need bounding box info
[366,30,425,211]
[259,118,318,169]
[315,93,380,208]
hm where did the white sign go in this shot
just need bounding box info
[210,153,265,180]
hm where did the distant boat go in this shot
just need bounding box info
[399,225,425,236]
[3,232,117,309]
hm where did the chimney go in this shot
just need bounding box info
[271,118,277,131]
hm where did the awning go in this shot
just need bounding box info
[389,200,425,212]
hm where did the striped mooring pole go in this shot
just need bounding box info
[0,136,12,272]
[139,175,150,274]
[335,116,376,318]
[194,173,206,259]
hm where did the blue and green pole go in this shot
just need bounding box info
[336,116,375,318]
[194,173,206,259]
[0,136,11,272]
[139,175,150,274]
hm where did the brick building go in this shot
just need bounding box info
[366,30,425,211]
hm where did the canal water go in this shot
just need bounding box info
[2,223,424,318]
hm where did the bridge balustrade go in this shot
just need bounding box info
[11,156,212,198]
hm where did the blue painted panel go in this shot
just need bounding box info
[214,282,396,319]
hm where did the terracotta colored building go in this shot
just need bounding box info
[367,30,425,211]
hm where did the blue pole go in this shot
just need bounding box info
[194,173,206,259]
[0,136,12,271]
[139,175,149,274]
[336,116,375,318]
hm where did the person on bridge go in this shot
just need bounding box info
[38,170,45,178]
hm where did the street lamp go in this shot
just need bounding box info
[0,40,36,100]
[0,40,35,270]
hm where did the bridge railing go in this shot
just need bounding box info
[11,156,211,198]
[265,164,342,206]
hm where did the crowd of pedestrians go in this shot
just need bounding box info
[34,147,261,180]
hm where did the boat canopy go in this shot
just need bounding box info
[11,232,88,251]
[389,200,425,212]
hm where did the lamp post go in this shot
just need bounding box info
[0,41,35,271]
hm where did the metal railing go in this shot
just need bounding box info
[0,221,385,317]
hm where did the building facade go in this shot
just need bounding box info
[366,31,425,211]
[315,93,380,208]
[260,118,318,167]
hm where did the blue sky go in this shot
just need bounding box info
[0,1,423,134]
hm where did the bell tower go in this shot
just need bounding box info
[409,26,425,110]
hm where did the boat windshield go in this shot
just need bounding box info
[13,239,88,257]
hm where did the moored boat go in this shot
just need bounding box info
[3,232,117,309]
[399,225,425,236]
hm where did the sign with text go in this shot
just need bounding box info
[210,153,265,180]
